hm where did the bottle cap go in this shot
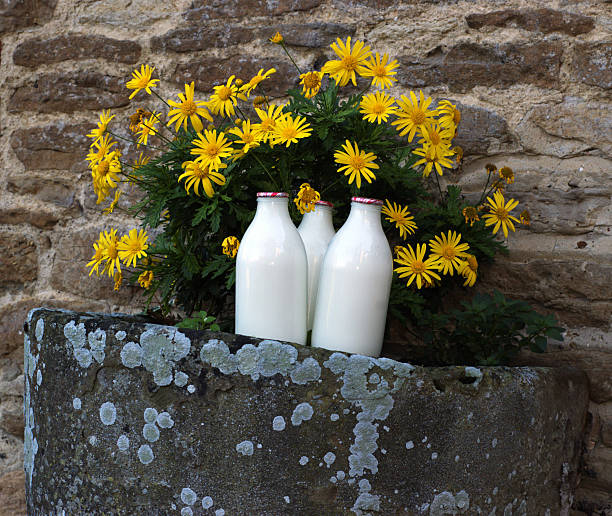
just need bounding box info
[257,192,289,198]
[315,200,334,208]
[351,197,383,206]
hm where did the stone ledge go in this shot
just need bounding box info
[24,308,589,515]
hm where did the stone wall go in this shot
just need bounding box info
[0,0,610,513]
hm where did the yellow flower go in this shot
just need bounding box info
[103,190,122,215]
[360,52,399,90]
[294,183,321,214]
[437,100,461,131]
[126,64,159,99]
[252,95,267,107]
[412,145,454,177]
[392,90,436,142]
[117,228,149,268]
[483,191,520,238]
[136,112,159,147]
[133,152,150,171]
[222,236,240,258]
[178,160,227,197]
[87,232,106,277]
[520,209,531,225]
[113,270,123,291]
[417,122,455,159]
[240,68,276,97]
[270,32,283,44]
[254,104,285,143]
[208,76,239,118]
[138,270,154,289]
[462,206,479,227]
[167,82,213,133]
[453,145,464,164]
[87,109,115,143]
[129,108,151,133]
[299,71,324,99]
[458,254,478,287]
[334,140,379,189]
[321,36,372,87]
[228,120,262,154]
[428,230,470,276]
[499,166,514,184]
[190,129,233,171]
[86,133,116,165]
[359,92,397,124]
[100,229,121,277]
[92,151,121,191]
[394,243,442,289]
[381,200,417,239]
[485,163,497,174]
[271,113,312,147]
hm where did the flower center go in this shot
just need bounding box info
[429,130,441,145]
[98,161,110,176]
[412,261,425,274]
[494,207,508,221]
[349,155,366,170]
[301,189,316,203]
[342,55,358,71]
[242,132,255,144]
[411,108,426,125]
[467,256,478,271]
[442,246,456,260]
[194,164,210,179]
[216,86,232,101]
[181,100,197,116]
[304,73,320,89]
[107,242,118,260]
[372,64,387,78]
[260,119,274,132]
[281,127,297,140]
[206,143,220,157]
[135,76,150,89]
[372,101,385,114]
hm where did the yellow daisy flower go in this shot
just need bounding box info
[190,129,233,171]
[360,92,397,124]
[485,163,497,174]
[381,200,417,239]
[136,112,159,147]
[240,68,276,97]
[252,95,267,107]
[437,100,461,131]
[129,108,151,133]
[458,254,478,287]
[138,270,154,289]
[208,76,239,118]
[520,209,531,226]
[86,133,116,166]
[92,151,121,191]
[392,90,436,142]
[334,140,379,189]
[321,36,372,87]
[417,122,455,159]
[126,64,159,99]
[428,230,470,276]
[222,236,240,258]
[271,113,312,147]
[483,191,520,238]
[499,166,515,184]
[113,270,123,291]
[117,228,149,268]
[394,243,442,289]
[87,232,106,277]
[228,120,262,154]
[270,32,283,44]
[299,71,324,99]
[100,229,121,277]
[167,82,213,133]
[462,206,479,227]
[294,183,321,214]
[103,190,122,215]
[87,109,115,143]
[360,52,399,90]
[178,160,227,197]
[254,104,285,143]
[412,145,455,177]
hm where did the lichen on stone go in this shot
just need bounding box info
[138,444,154,464]
[291,402,314,426]
[181,487,197,505]
[290,357,322,385]
[174,371,189,387]
[143,423,160,442]
[144,407,158,423]
[156,411,174,429]
[272,416,286,431]
[35,318,44,343]
[73,398,81,410]
[99,402,117,426]
[201,496,213,509]
[117,435,130,451]
[236,440,254,456]
[88,328,106,363]
[140,326,191,386]
[120,342,143,369]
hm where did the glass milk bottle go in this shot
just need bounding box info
[297,201,336,331]
[312,197,392,357]
[235,192,308,345]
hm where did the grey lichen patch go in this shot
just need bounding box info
[140,326,191,386]
[99,402,117,425]
[202,496,213,509]
[201,339,238,375]
[272,416,286,431]
[88,328,106,363]
[138,444,154,464]
[236,344,260,379]
[73,398,81,410]
[89,435,98,446]
[215,510,225,516]
[464,366,483,388]
[331,413,340,421]
[352,479,380,515]
[36,369,42,386]
[35,318,44,342]
[144,408,158,423]
[349,421,379,477]
[187,385,196,393]
[157,412,174,429]
[258,340,298,376]
[114,330,127,341]
[429,490,470,515]
[174,371,189,387]
[291,402,314,426]
[117,435,130,451]
[324,452,336,466]
[181,508,193,516]
[236,440,254,456]
[120,342,142,369]
[299,456,309,465]
[143,423,160,443]
[181,487,197,505]
[290,357,322,385]
[64,321,107,368]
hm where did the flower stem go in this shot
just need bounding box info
[280,42,302,75]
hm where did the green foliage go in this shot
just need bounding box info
[176,310,220,331]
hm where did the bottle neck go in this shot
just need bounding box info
[300,205,333,230]
[254,197,292,224]
[346,202,383,230]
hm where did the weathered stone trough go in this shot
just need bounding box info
[24,308,589,515]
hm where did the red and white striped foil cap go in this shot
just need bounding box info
[257,192,289,198]
[316,200,334,208]
[351,197,383,206]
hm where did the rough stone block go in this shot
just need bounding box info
[0,470,26,516]
[7,174,78,209]
[78,0,177,28]
[151,26,255,53]
[399,42,562,92]
[452,102,513,155]
[24,308,589,515]
[572,42,612,90]
[13,34,141,68]
[0,204,60,230]
[0,428,22,475]
[11,123,92,171]
[0,0,57,35]
[263,22,355,48]
[9,73,129,114]
[184,0,322,22]
[466,8,595,36]
[0,232,37,292]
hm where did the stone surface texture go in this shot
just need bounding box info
[25,309,589,515]
[0,0,610,512]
